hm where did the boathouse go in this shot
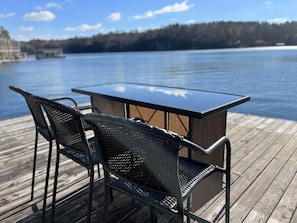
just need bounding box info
[0,37,27,63]
[35,48,65,59]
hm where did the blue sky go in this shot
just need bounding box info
[1,0,297,41]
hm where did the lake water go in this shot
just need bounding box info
[1,46,297,121]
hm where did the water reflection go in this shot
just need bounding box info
[113,85,126,92]
[112,84,192,98]
[138,86,191,98]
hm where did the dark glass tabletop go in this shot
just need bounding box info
[72,83,250,118]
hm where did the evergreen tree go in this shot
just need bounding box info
[0,26,10,39]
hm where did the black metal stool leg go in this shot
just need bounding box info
[31,129,38,201]
[86,168,94,223]
[42,140,53,223]
[51,143,60,223]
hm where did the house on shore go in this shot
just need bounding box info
[35,48,65,59]
[0,38,27,63]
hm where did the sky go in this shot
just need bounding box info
[1,0,297,41]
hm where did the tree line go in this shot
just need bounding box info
[18,21,297,54]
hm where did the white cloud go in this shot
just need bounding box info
[12,34,29,41]
[106,12,122,22]
[155,1,194,14]
[24,11,55,22]
[35,34,53,40]
[268,17,289,24]
[187,19,196,24]
[134,11,154,19]
[137,27,144,32]
[265,1,272,5]
[19,26,34,32]
[46,2,62,9]
[64,23,103,32]
[35,2,62,10]
[133,1,195,20]
[12,32,52,41]
[0,12,16,19]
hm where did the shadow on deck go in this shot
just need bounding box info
[3,177,179,223]
[1,112,297,222]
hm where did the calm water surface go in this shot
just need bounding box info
[1,46,297,121]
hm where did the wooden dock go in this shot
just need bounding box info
[0,112,296,222]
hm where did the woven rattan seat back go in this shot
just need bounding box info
[10,86,103,223]
[36,96,92,160]
[9,86,51,139]
[9,86,57,223]
[85,113,182,195]
[85,113,231,223]
[33,95,101,223]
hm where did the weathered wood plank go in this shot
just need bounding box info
[266,157,297,223]
[196,117,297,223]
[242,129,297,222]
[228,123,296,222]
[1,113,297,222]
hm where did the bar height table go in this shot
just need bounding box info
[72,82,250,210]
